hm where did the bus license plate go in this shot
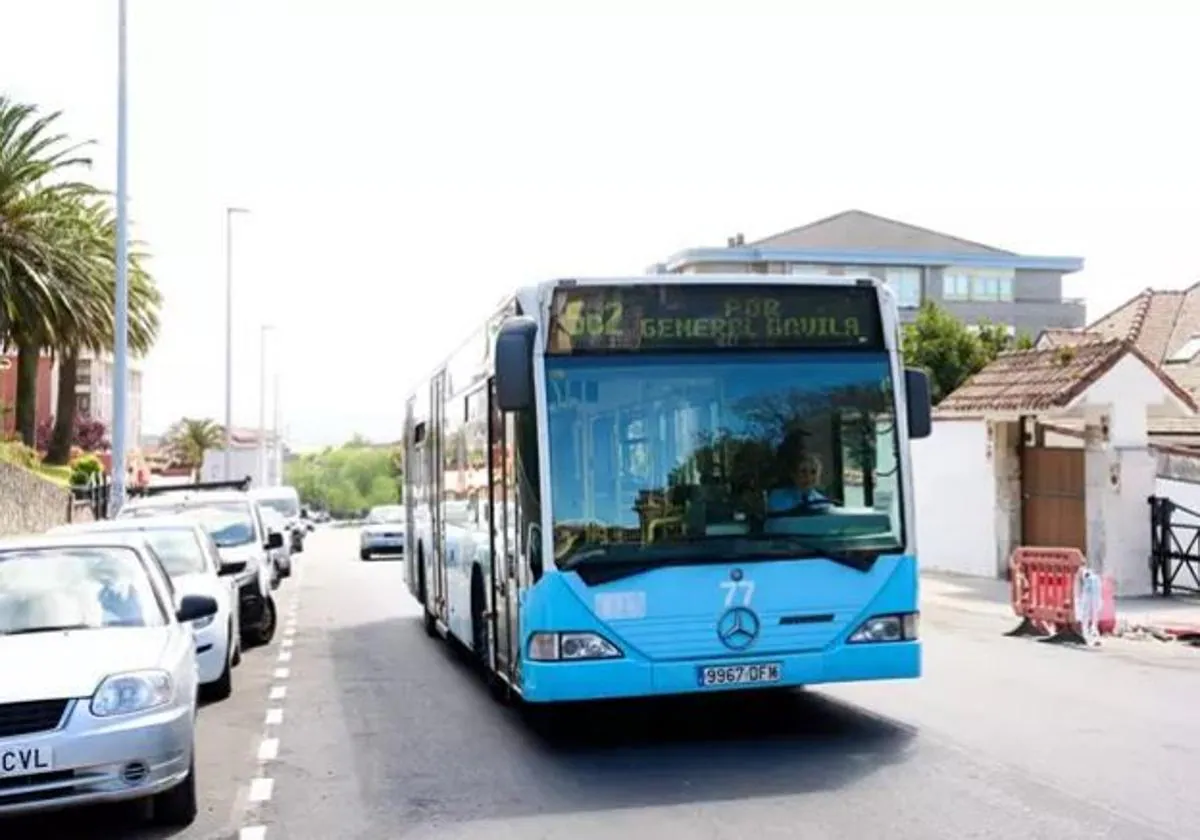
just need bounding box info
[697,662,783,688]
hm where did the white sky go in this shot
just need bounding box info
[2,0,1199,447]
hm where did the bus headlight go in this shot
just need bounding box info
[848,613,919,643]
[528,632,622,661]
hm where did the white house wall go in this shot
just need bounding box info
[912,419,997,577]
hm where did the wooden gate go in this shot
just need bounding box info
[1021,447,1086,552]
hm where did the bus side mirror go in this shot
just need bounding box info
[495,316,538,412]
[904,368,933,440]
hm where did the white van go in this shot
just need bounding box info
[250,486,306,553]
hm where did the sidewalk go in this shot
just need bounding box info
[921,571,1200,641]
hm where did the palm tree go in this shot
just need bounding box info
[0,97,97,445]
[167,418,225,480]
[44,196,161,464]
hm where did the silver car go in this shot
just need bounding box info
[0,533,217,826]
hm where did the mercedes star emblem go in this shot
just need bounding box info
[717,606,760,651]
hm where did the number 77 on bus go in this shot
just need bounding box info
[402,273,933,705]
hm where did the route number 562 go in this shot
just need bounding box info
[561,300,624,337]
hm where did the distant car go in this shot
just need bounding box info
[119,491,282,647]
[251,486,305,554]
[259,508,293,582]
[360,504,405,561]
[48,515,242,701]
[0,533,217,826]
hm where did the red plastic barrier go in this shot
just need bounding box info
[1098,575,1116,635]
[1008,546,1087,642]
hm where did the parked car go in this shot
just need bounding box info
[251,486,305,554]
[259,507,292,583]
[119,491,282,647]
[360,504,405,561]
[48,515,242,701]
[0,533,217,826]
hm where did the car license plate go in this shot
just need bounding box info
[0,745,53,777]
[697,662,783,688]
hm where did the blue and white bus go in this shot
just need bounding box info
[403,275,932,704]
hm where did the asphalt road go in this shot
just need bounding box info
[245,530,1199,840]
[8,529,1200,839]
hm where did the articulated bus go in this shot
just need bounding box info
[403,274,932,704]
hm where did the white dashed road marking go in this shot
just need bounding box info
[258,738,279,762]
[248,777,275,803]
[241,576,303,840]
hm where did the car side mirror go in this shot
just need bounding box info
[219,560,248,576]
[177,594,218,623]
[266,531,284,550]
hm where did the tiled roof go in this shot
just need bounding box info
[1046,281,1200,364]
[937,339,1199,415]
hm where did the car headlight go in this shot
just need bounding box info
[527,632,622,661]
[847,612,919,644]
[90,670,174,717]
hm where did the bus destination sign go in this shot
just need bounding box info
[547,283,884,354]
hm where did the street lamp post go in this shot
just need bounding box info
[257,324,275,487]
[110,0,130,516]
[223,206,249,480]
[272,369,282,487]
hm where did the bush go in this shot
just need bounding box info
[69,453,104,487]
[0,441,42,469]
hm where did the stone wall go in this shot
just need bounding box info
[0,461,92,537]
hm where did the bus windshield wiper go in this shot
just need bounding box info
[746,537,892,572]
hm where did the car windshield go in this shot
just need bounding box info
[257,496,300,518]
[176,502,257,548]
[546,351,904,570]
[100,528,209,577]
[0,546,165,634]
[368,506,404,524]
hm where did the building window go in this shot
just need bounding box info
[943,267,1014,302]
[78,394,91,416]
[76,359,92,386]
[884,267,922,308]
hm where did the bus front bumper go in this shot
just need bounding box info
[519,640,920,703]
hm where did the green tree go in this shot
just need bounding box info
[166,417,225,480]
[44,196,161,463]
[901,302,1032,405]
[975,318,1035,360]
[0,97,97,445]
[284,439,401,517]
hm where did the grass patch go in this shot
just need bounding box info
[35,463,73,487]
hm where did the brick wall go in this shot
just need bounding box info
[0,353,55,438]
[0,462,88,537]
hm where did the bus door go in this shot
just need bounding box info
[488,378,516,678]
[430,372,448,622]
[403,395,418,596]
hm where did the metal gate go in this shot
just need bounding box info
[1148,495,1200,596]
[1021,447,1086,552]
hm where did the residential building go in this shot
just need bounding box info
[651,209,1086,338]
[1036,282,1200,448]
[69,349,144,450]
[201,427,286,489]
[0,350,55,439]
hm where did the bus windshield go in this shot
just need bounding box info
[546,351,904,571]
